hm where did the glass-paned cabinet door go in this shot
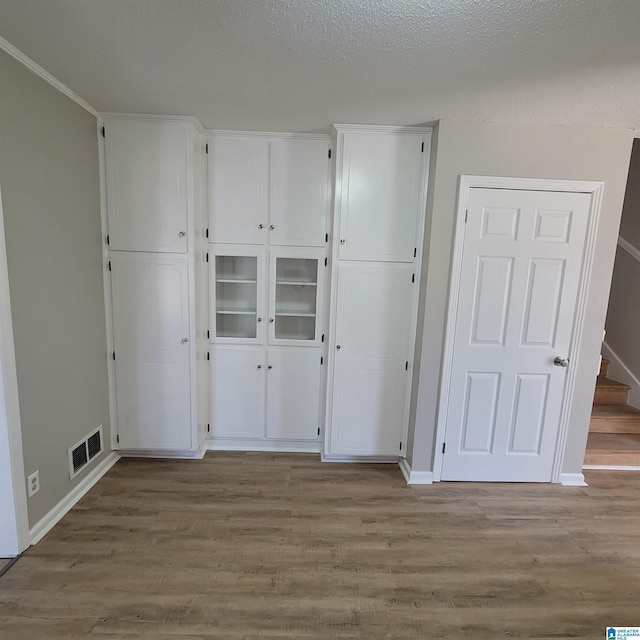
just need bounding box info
[211,246,265,343]
[269,249,325,346]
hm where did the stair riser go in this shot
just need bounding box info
[599,360,610,377]
[589,419,640,435]
[584,451,640,466]
[594,388,629,405]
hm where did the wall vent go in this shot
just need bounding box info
[68,426,103,479]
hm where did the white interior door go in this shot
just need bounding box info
[266,348,322,440]
[111,253,191,450]
[441,187,592,481]
[269,139,329,247]
[104,120,188,253]
[337,131,425,262]
[329,263,414,456]
[208,136,268,245]
[211,346,266,439]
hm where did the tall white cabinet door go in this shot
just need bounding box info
[329,264,414,456]
[104,120,188,253]
[111,253,191,450]
[209,137,269,245]
[337,131,426,262]
[269,139,330,247]
[211,346,266,439]
[266,348,322,440]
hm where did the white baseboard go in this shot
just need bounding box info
[399,458,434,484]
[207,438,321,454]
[602,341,640,409]
[583,464,640,471]
[29,452,119,545]
[559,472,588,487]
[118,446,206,459]
[321,453,400,463]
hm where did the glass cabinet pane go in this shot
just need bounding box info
[274,258,317,341]
[215,255,258,339]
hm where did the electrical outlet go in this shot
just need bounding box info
[27,471,39,497]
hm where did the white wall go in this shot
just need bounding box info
[408,120,634,476]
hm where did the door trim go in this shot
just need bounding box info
[433,176,604,483]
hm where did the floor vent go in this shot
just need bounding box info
[68,426,103,479]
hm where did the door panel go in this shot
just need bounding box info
[211,346,266,439]
[208,137,268,244]
[266,349,321,440]
[269,139,329,247]
[105,120,188,253]
[338,132,424,262]
[111,253,191,450]
[442,188,592,481]
[329,263,413,455]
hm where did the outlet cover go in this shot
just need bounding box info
[27,470,39,497]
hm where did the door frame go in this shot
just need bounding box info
[433,175,605,483]
[0,186,30,555]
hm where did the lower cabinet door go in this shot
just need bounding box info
[329,263,414,456]
[211,345,266,438]
[111,253,192,450]
[266,348,321,440]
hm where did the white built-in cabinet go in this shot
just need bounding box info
[102,117,207,455]
[207,133,330,451]
[325,126,431,459]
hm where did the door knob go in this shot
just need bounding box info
[268,364,273,370]
[257,317,262,322]
[553,357,569,367]
[269,318,274,323]
[257,364,262,369]
[258,224,264,229]
[270,225,275,230]
[336,344,341,350]
[178,231,186,237]
[181,337,189,343]
[340,239,346,244]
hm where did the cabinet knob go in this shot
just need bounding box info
[257,364,262,369]
[258,224,264,229]
[340,238,346,244]
[269,318,274,323]
[267,364,273,370]
[178,231,186,237]
[257,317,262,322]
[270,225,275,230]
[336,344,341,350]
[181,337,189,343]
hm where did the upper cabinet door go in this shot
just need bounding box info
[208,136,269,245]
[105,120,188,253]
[337,131,426,262]
[269,139,330,247]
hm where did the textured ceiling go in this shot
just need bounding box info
[1,0,640,132]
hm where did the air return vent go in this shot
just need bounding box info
[68,426,103,479]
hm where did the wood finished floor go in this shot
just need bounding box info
[1,453,639,639]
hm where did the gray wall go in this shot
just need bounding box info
[0,49,110,526]
[604,139,640,406]
[408,120,633,475]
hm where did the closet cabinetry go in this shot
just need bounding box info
[102,116,207,456]
[325,125,431,459]
[207,132,330,452]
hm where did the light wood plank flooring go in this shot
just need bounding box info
[1,452,639,639]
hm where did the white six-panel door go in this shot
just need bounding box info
[337,132,424,262]
[104,120,188,253]
[441,187,592,482]
[111,253,191,450]
[330,263,414,455]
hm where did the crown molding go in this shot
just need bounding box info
[206,129,330,140]
[0,35,98,117]
[100,112,205,133]
[333,123,433,134]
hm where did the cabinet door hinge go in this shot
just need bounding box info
[101,126,105,138]
[317,427,321,436]
[116,433,119,443]
[108,260,111,271]
[205,142,209,154]
[324,257,328,267]
[206,252,209,262]
[325,233,328,243]
[405,361,408,371]
[205,228,209,239]
[106,234,110,246]
[421,141,424,153]
[112,351,116,361]
[207,351,210,361]
[207,329,210,339]
[411,273,415,283]
[320,356,323,365]
[321,333,325,343]
[442,442,446,454]
[399,441,403,451]
[207,423,211,433]
[465,210,468,224]
[328,149,332,159]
